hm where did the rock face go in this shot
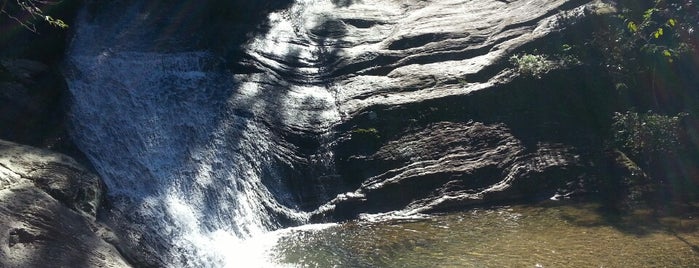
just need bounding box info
[0,59,63,145]
[0,140,129,268]
[302,0,610,220]
[0,57,88,164]
[320,121,584,220]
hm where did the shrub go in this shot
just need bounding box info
[351,128,380,139]
[586,0,698,99]
[509,53,553,78]
[611,110,686,157]
[618,0,696,63]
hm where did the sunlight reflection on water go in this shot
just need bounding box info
[267,202,699,267]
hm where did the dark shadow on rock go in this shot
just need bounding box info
[339,63,616,150]
[0,57,90,163]
[0,0,114,167]
[331,0,359,7]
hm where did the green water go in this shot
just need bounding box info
[272,202,699,267]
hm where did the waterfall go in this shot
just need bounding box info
[64,0,340,266]
[63,0,587,265]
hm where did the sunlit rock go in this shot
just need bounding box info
[0,140,128,268]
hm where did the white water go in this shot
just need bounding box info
[65,0,342,266]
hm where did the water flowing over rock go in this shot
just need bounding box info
[0,139,128,267]
[65,0,604,266]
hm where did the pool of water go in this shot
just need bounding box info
[269,202,699,267]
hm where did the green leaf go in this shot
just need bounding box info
[667,18,676,27]
[653,28,663,39]
[643,8,654,21]
[627,21,638,32]
[663,50,672,57]
[44,15,69,29]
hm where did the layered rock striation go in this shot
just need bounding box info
[301,0,611,220]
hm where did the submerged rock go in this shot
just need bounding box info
[0,140,129,268]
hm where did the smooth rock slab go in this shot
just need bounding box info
[0,140,129,268]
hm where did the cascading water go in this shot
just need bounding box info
[65,0,341,266]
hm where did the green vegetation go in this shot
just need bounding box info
[619,0,693,62]
[557,44,581,66]
[611,111,686,157]
[457,77,468,85]
[509,53,553,78]
[537,0,699,205]
[1,0,68,32]
[587,0,697,98]
[351,128,380,139]
[509,47,581,78]
[596,1,697,171]
[351,128,382,143]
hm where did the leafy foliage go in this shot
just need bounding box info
[611,110,686,156]
[351,128,380,139]
[1,0,68,32]
[619,0,696,62]
[509,53,553,78]
[585,0,697,93]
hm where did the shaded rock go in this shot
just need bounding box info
[0,139,129,268]
[298,0,608,220]
[0,0,90,163]
[0,58,80,157]
[1,59,49,82]
[594,149,655,209]
[0,139,104,215]
[316,122,584,221]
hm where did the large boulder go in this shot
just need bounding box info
[0,139,129,268]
